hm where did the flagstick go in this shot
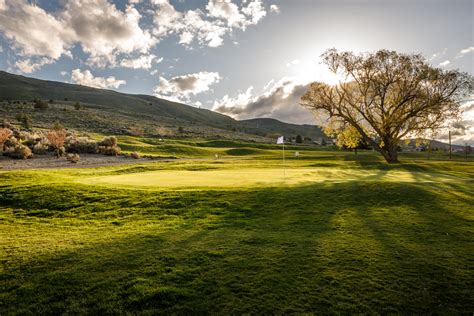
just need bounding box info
[283,141,286,180]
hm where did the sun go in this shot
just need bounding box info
[292,59,348,86]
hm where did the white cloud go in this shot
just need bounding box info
[270,4,280,14]
[436,98,474,145]
[438,60,450,67]
[15,57,54,74]
[120,54,162,70]
[450,98,474,145]
[154,71,221,103]
[206,0,246,28]
[456,46,474,59]
[0,0,74,60]
[212,57,352,123]
[151,0,268,48]
[63,0,155,67]
[286,59,301,67]
[179,31,194,45]
[428,48,447,61]
[213,77,315,124]
[71,69,126,89]
[0,0,155,70]
[182,10,228,48]
[152,3,228,48]
[0,0,269,71]
[242,0,266,24]
[459,46,474,55]
[214,86,255,109]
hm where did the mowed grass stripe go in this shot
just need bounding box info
[80,167,470,189]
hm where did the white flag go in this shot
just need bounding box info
[277,136,284,144]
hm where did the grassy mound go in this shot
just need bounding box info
[225,148,263,156]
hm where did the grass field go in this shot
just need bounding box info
[1,142,473,314]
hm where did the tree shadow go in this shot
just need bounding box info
[351,181,473,313]
[1,178,473,314]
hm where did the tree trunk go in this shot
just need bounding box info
[371,143,399,163]
[383,145,399,163]
[363,135,399,163]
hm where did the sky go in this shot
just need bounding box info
[0,0,473,144]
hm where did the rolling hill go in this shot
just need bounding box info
[0,70,326,141]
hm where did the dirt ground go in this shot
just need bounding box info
[0,154,161,170]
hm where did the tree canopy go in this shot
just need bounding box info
[301,49,472,163]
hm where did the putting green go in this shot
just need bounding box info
[80,167,461,189]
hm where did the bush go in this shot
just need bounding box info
[22,132,42,147]
[66,153,80,163]
[1,121,12,129]
[97,136,120,156]
[16,113,32,129]
[3,137,19,152]
[0,128,13,151]
[33,99,48,110]
[52,122,64,130]
[128,126,145,137]
[98,146,120,156]
[66,137,98,154]
[12,128,23,140]
[5,144,32,159]
[130,152,140,159]
[98,136,118,147]
[156,126,173,137]
[32,142,49,155]
[47,129,66,158]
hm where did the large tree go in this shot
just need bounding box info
[301,49,471,163]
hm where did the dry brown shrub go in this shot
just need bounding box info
[0,128,12,151]
[47,129,66,157]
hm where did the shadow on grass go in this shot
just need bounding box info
[1,176,473,314]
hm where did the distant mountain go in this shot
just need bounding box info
[404,139,466,151]
[239,118,325,140]
[0,71,325,140]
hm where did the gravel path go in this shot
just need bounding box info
[0,154,165,170]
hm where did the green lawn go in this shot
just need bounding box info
[1,147,473,314]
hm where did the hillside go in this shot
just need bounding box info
[240,118,325,140]
[0,71,326,141]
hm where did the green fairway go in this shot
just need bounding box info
[1,149,473,314]
[83,166,469,189]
